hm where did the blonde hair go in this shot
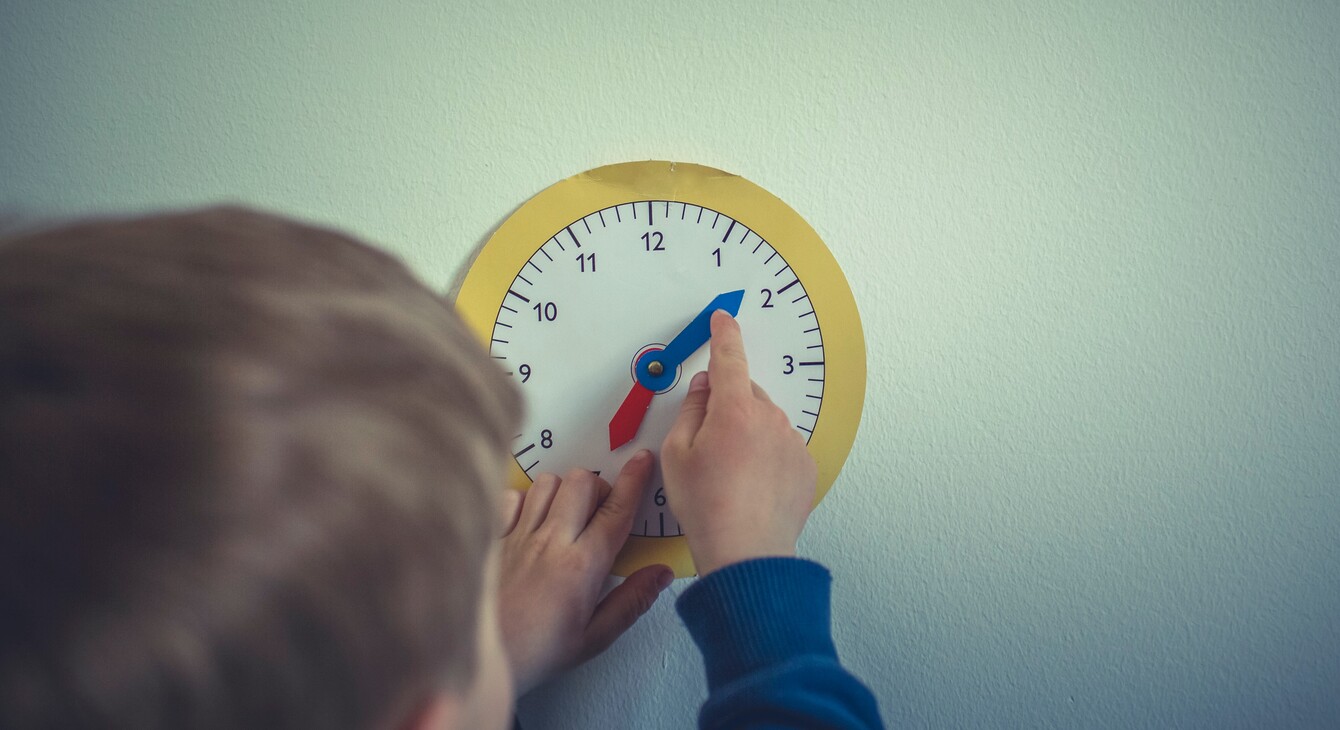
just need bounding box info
[0,207,521,729]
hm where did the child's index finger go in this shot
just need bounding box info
[707,309,751,399]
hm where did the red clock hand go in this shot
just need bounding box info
[608,382,655,451]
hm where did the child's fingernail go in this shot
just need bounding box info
[635,448,653,463]
[689,371,708,392]
[656,568,675,590]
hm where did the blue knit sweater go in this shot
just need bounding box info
[676,558,884,729]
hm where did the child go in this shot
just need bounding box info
[0,208,882,729]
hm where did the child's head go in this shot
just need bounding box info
[0,208,521,729]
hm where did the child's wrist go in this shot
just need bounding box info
[690,538,797,576]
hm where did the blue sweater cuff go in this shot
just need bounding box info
[675,557,838,690]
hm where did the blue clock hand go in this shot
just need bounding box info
[611,289,745,451]
[657,289,745,368]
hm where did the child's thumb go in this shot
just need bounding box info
[663,371,710,453]
[578,565,675,664]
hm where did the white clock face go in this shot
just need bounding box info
[488,200,826,538]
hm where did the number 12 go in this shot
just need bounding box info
[641,231,665,251]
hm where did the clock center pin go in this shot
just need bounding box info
[631,344,680,394]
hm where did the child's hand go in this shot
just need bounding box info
[661,310,818,576]
[496,452,674,696]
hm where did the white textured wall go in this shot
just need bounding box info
[4,1,1339,727]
